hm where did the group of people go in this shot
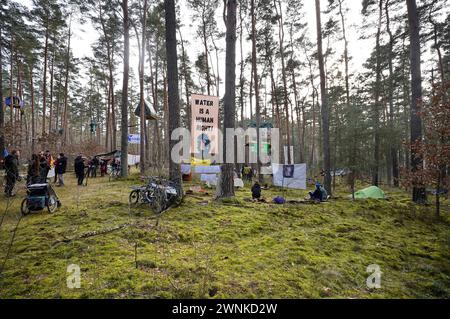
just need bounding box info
[74,154,115,186]
[27,150,67,187]
[2,149,67,197]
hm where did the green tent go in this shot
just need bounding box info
[353,186,386,199]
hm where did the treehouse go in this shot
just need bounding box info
[134,100,158,121]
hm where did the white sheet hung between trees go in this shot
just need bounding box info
[128,154,140,166]
[272,164,307,190]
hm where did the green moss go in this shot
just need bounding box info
[0,174,449,298]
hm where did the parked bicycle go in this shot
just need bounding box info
[129,176,182,214]
[109,165,121,182]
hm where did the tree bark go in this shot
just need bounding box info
[62,19,71,146]
[216,0,237,199]
[165,0,183,194]
[48,47,55,133]
[251,0,262,182]
[274,0,291,164]
[372,0,383,186]
[29,67,35,153]
[385,0,399,186]
[121,0,130,177]
[315,0,332,195]
[139,0,148,173]
[406,0,426,203]
[42,24,49,136]
[0,26,4,159]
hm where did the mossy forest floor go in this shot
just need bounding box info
[0,171,449,299]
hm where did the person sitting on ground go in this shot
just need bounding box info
[74,154,86,186]
[309,182,328,202]
[27,154,41,185]
[251,181,262,201]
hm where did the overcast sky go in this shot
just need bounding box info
[18,0,448,115]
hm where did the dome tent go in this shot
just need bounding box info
[353,186,386,199]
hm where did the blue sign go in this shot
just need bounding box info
[128,134,140,144]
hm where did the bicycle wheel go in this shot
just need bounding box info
[21,198,30,216]
[47,195,58,213]
[129,190,140,205]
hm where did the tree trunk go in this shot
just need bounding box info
[385,0,399,187]
[315,0,332,195]
[372,0,383,186]
[251,0,262,182]
[165,0,183,194]
[239,3,244,125]
[62,20,72,146]
[121,0,130,177]
[48,47,55,133]
[216,0,237,199]
[0,26,4,159]
[139,0,148,173]
[29,67,35,153]
[406,0,426,203]
[42,25,49,136]
[202,12,211,96]
[274,0,291,164]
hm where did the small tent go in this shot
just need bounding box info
[353,186,386,199]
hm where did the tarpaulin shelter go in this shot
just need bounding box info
[353,186,386,199]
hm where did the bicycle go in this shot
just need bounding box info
[129,176,182,214]
[109,165,121,182]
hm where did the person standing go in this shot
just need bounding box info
[4,150,20,197]
[39,154,50,183]
[74,154,85,186]
[27,154,41,185]
[55,153,67,186]
[92,156,99,178]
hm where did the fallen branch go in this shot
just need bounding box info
[53,222,133,245]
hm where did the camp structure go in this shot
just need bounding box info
[134,100,159,120]
[94,150,140,165]
[353,186,386,199]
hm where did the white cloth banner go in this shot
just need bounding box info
[201,174,218,183]
[181,164,191,175]
[195,165,221,174]
[48,167,55,178]
[272,163,307,189]
[201,174,245,188]
[234,178,244,188]
[260,166,273,175]
[128,154,140,165]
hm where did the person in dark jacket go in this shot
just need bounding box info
[92,156,99,178]
[309,182,328,202]
[4,150,20,197]
[251,181,262,200]
[27,154,41,185]
[55,153,67,186]
[74,154,85,186]
[39,155,50,183]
